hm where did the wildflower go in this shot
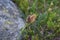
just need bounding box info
[48,8,52,11]
[50,2,54,6]
[26,14,37,23]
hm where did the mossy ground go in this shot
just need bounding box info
[13,0,60,40]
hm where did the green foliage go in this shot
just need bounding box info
[13,0,60,40]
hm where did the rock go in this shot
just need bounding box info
[0,0,25,40]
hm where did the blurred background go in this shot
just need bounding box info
[13,0,60,40]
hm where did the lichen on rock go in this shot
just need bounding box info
[0,0,25,40]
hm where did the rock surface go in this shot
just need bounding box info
[0,0,25,40]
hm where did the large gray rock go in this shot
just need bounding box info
[0,0,25,40]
